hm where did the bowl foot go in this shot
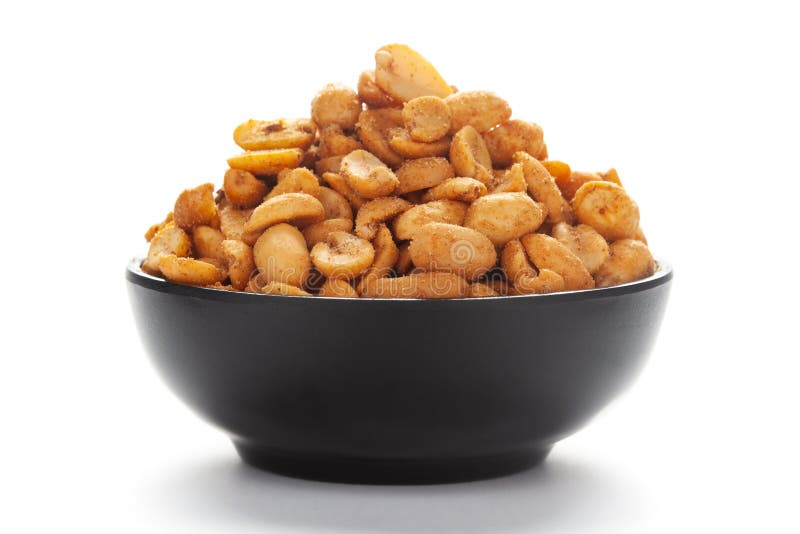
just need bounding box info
[232,442,553,485]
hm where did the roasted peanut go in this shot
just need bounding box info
[483,120,545,167]
[421,177,487,203]
[358,70,398,108]
[319,278,360,298]
[243,192,325,243]
[354,196,412,240]
[520,233,594,291]
[514,152,573,224]
[321,172,365,210]
[144,212,173,242]
[387,127,452,158]
[355,108,404,168]
[310,83,361,130]
[315,155,344,176]
[233,118,316,151]
[218,202,253,241]
[221,239,255,290]
[142,223,191,275]
[318,124,364,159]
[594,239,655,288]
[551,222,610,274]
[489,163,527,193]
[260,282,312,296]
[602,167,623,186]
[572,181,640,241]
[395,157,455,194]
[302,218,354,248]
[223,168,268,208]
[316,186,354,220]
[158,254,226,286]
[500,239,538,283]
[360,271,469,299]
[356,224,400,293]
[393,200,468,240]
[408,222,497,280]
[468,282,500,298]
[450,126,493,185]
[541,160,571,182]
[265,167,320,200]
[464,192,546,247]
[514,269,566,295]
[556,171,602,201]
[174,183,218,230]
[340,149,399,198]
[374,44,453,102]
[402,96,451,142]
[192,225,226,262]
[310,231,375,280]
[395,242,414,275]
[227,148,304,176]
[445,91,511,133]
[253,223,312,288]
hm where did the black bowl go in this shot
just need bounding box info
[127,260,672,484]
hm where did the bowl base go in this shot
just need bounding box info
[233,442,553,485]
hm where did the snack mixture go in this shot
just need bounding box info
[142,44,656,298]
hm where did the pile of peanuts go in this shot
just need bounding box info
[142,44,655,298]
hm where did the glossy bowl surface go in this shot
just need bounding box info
[127,259,672,483]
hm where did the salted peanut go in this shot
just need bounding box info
[144,212,173,242]
[158,255,226,286]
[483,120,545,167]
[633,225,647,244]
[310,83,361,130]
[464,192,546,247]
[541,160,571,182]
[520,233,594,291]
[260,282,312,297]
[192,225,226,262]
[265,167,320,200]
[355,196,412,240]
[422,177,487,203]
[221,239,255,290]
[387,128,452,158]
[321,172,365,210]
[602,167,623,186]
[395,242,413,275]
[142,223,191,275]
[489,163,527,193]
[358,70,398,108]
[393,200,468,240]
[594,239,655,288]
[468,282,499,298]
[450,126,493,185]
[361,271,469,299]
[514,269,566,295]
[395,157,455,194]
[227,148,304,176]
[318,124,363,159]
[340,149,399,198]
[319,278,359,298]
[223,168,268,208]
[233,118,316,151]
[551,222,610,274]
[243,193,325,243]
[500,239,538,283]
[402,96,451,142]
[356,224,400,293]
[253,223,312,287]
[374,44,453,102]
[445,91,511,134]
[316,186,354,220]
[556,171,601,201]
[174,183,218,230]
[311,231,375,280]
[572,181,640,241]
[302,218,354,247]
[315,155,344,176]
[409,222,496,280]
[514,152,573,224]
[218,203,253,241]
[483,276,511,296]
[355,108,404,167]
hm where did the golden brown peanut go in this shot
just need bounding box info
[395,242,413,275]
[421,177,487,203]
[387,127,451,158]
[520,233,594,291]
[233,118,316,151]
[445,91,511,133]
[301,144,319,170]
[556,171,602,201]
[514,269,566,295]
[310,83,361,130]
[158,255,226,286]
[319,278,360,298]
[551,222,610,274]
[174,183,218,230]
[395,157,455,194]
[489,163,527,193]
[514,152,573,224]
[464,192,546,247]
[356,224,400,293]
[392,200,468,240]
[340,149,399,198]
[500,239,538,283]
[632,225,648,244]
[450,126,493,185]
[310,231,375,280]
[402,96,451,142]
[315,155,344,176]
[223,168,268,208]
[316,186,354,220]
[361,271,469,299]
[260,282,312,296]
[483,120,545,167]
[408,222,497,280]
[354,196,412,240]
[221,239,255,290]
[572,181,640,241]
[541,160,572,182]
[144,212,173,242]
[602,167,623,186]
[227,148,304,176]
[358,70,398,108]
[142,223,192,275]
[192,225,226,262]
[265,167,320,200]
[253,223,312,288]
[243,193,325,243]
[468,282,500,298]
[355,108,404,167]
[318,124,364,158]
[374,44,453,102]
[218,203,253,241]
[483,276,511,296]
[321,172,365,210]
[302,218,354,247]
[594,239,655,288]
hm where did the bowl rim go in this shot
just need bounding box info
[126,257,672,304]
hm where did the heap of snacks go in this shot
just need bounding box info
[142,44,656,298]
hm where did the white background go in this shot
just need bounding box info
[1,1,798,532]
